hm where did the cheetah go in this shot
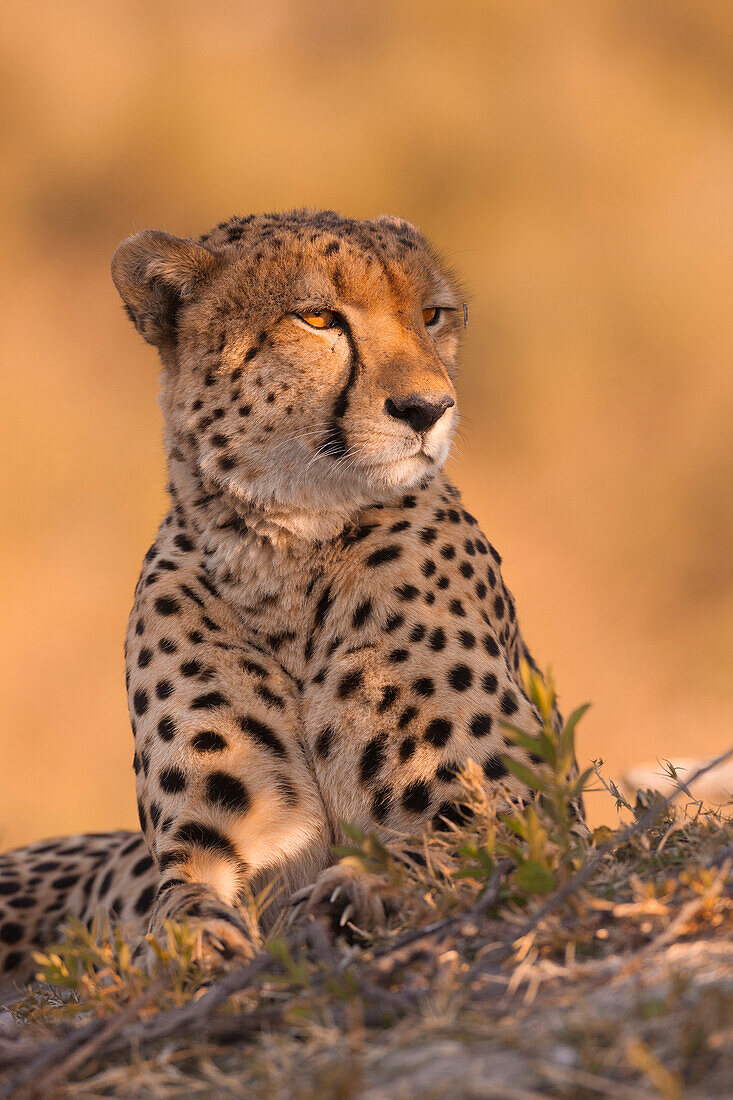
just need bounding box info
[0,210,581,984]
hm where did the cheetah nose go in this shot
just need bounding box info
[384,393,455,434]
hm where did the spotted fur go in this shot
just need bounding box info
[0,210,581,984]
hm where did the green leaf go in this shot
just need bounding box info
[503,756,549,792]
[501,722,543,756]
[515,860,557,895]
[560,703,591,757]
[538,729,558,768]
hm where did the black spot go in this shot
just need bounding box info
[205,772,250,814]
[255,683,285,710]
[132,854,154,876]
[360,734,387,785]
[470,714,493,737]
[398,705,417,729]
[191,691,228,710]
[395,584,419,601]
[240,715,287,757]
[99,869,114,896]
[192,730,227,753]
[3,950,23,972]
[384,613,404,633]
[422,559,437,578]
[449,599,466,617]
[337,669,363,698]
[315,725,335,758]
[429,627,446,651]
[137,648,152,668]
[156,679,174,700]
[1,922,23,945]
[436,762,459,782]
[133,689,149,716]
[51,874,80,890]
[174,822,235,857]
[0,882,20,896]
[174,534,194,552]
[483,756,508,780]
[432,801,474,830]
[159,637,178,654]
[402,781,431,814]
[475,582,488,600]
[371,786,392,824]
[343,523,377,545]
[459,630,476,649]
[159,767,187,793]
[134,884,156,916]
[440,544,456,560]
[366,545,402,568]
[352,599,372,629]
[483,634,500,658]
[412,677,435,697]
[181,659,202,677]
[448,665,473,691]
[500,690,519,716]
[494,595,505,619]
[398,736,416,762]
[241,658,267,678]
[155,596,181,616]
[424,718,452,747]
[388,648,409,664]
[378,685,399,712]
[313,584,334,631]
[157,716,176,741]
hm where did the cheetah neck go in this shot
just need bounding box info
[164,452,418,606]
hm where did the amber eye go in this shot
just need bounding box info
[422,306,440,327]
[298,309,336,330]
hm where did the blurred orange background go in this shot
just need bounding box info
[1,1,731,845]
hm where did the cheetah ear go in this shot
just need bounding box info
[374,214,421,235]
[111,230,221,348]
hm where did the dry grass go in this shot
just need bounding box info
[1,670,731,1099]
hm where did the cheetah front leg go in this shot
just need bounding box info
[128,572,330,968]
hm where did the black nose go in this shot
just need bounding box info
[384,393,455,434]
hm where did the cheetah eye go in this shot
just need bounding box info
[422,307,441,327]
[297,309,336,330]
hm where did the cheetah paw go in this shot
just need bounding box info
[145,908,258,974]
[190,915,258,971]
[288,864,392,941]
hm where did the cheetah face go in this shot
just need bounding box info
[112,210,463,519]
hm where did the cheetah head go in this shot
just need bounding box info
[112,210,463,534]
